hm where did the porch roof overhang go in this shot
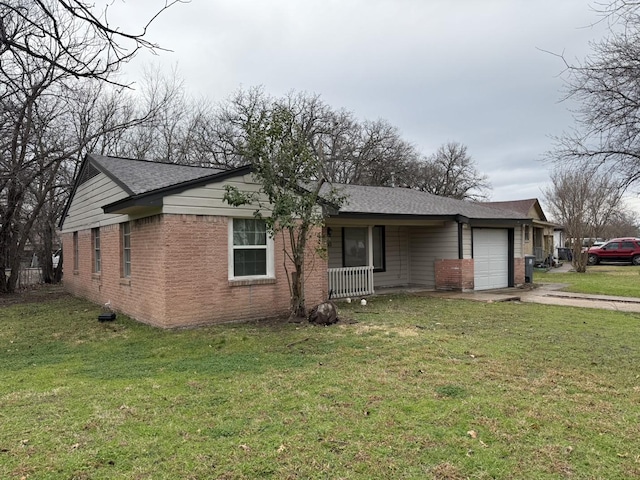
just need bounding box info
[468,218,532,227]
[326,211,530,227]
[326,212,465,223]
[531,218,559,229]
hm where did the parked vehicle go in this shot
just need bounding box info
[587,238,640,265]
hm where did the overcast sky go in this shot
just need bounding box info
[110,0,627,213]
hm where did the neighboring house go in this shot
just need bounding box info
[59,154,531,328]
[483,199,558,264]
[553,227,567,259]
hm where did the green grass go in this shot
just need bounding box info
[535,264,640,297]
[2,289,640,479]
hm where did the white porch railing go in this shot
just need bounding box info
[328,266,374,299]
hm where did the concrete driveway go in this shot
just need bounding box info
[427,280,640,313]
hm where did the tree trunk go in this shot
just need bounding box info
[289,227,308,319]
[572,245,587,273]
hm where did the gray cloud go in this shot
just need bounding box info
[111,0,623,209]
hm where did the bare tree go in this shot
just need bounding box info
[0,0,179,84]
[0,0,181,292]
[544,163,624,272]
[602,210,640,238]
[349,120,420,186]
[552,1,640,190]
[403,142,491,200]
[207,88,423,185]
[0,57,174,293]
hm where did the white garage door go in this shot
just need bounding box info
[474,229,509,290]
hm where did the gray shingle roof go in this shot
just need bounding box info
[325,183,529,220]
[482,199,540,218]
[80,154,527,222]
[90,153,226,195]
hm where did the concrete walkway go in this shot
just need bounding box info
[376,261,640,313]
[426,279,640,313]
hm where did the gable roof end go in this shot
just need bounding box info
[59,154,251,227]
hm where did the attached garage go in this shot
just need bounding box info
[473,228,510,290]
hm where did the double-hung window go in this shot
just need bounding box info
[92,228,101,274]
[121,222,131,278]
[229,218,273,279]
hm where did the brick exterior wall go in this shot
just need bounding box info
[434,258,474,291]
[63,214,328,328]
[514,257,525,285]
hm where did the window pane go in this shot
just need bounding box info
[343,227,367,267]
[124,250,131,277]
[93,229,101,273]
[73,232,79,270]
[233,219,266,246]
[373,226,384,270]
[123,223,131,248]
[234,249,267,276]
[122,222,131,277]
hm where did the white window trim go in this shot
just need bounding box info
[122,222,131,278]
[93,228,101,274]
[228,218,275,280]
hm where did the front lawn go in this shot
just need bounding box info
[1,289,640,479]
[535,264,640,298]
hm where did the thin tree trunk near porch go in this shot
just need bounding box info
[289,226,308,319]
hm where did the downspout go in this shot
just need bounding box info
[455,215,467,260]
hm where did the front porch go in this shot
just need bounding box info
[325,221,475,298]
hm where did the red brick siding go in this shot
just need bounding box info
[63,214,328,328]
[514,257,525,285]
[63,218,168,325]
[435,258,474,291]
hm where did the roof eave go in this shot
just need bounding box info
[468,218,531,227]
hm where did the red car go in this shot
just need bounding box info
[587,238,640,265]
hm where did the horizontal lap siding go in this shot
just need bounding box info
[327,228,343,269]
[374,226,409,287]
[462,224,472,258]
[409,223,458,288]
[62,173,128,231]
[163,176,270,218]
[514,227,523,258]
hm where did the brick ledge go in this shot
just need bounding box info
[228,277,276,287]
